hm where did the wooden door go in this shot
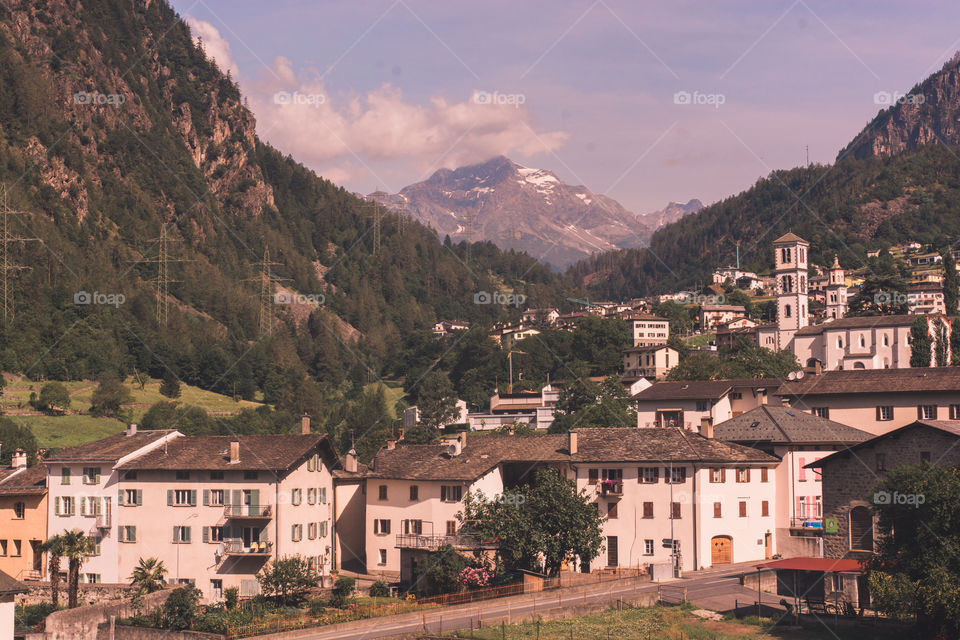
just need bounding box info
[764,533,772,559]
[711,536,732,564]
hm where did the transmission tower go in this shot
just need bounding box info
[0,185,39,324]
[137,225,188,327]
[246,247,287,337]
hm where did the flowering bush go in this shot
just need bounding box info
[457,565,493,589]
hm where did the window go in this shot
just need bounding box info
[446,521,457,536]
[202,526,224,543]
[173,526,192,544]
[373,519,391,535]
[307,488,317,505]
[291,524,303,542]
[409,485,419,501]
[709,468,725,483]
[638,467,659,483]
[85,573,101,584]
[762,501,770,517]
[319,522,328,537]
[850,506,874,552]
[760,468,768,483]
[13,502,24,519]
[601,469,623,481]
[82,467,101,485]
[875,453,886,472]
[667,467,686,484]
[918,405,937,420]
[378,549,387,565]
[813,407,829,419]
[403,519,423,534]
[308,523,318,540]
[243,471,258,480]
[670,502,681,519]
[730,392,742,400]
[607,502,618,519]
[119,526,137,543]
[378,485,388,500]
[207,490,224,506]
[695,400,710,412]
[883,335,889,347]
[735,468,751,483]
[80,496,101,517]
[815,496,822,518]
[739,501,747,517]
[12,540,21,557]
[60,468,71,484]
[877,406,893,421]
[642,502,653,518]
[588,469,599,484]
[713,502,722,518]
[122,489,142,506]
[170,489,196,506]
[0,540,5,555]
[644,539,654,555]
[56,496,76,516]
[441,485,463,502]
[175,471,190,480]
[291,488,302,505]
[784,304,792,318]
[951,405,960,420]
[210,471,224,480]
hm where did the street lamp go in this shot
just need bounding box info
[176,512,198,583]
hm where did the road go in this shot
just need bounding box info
[254,564,767,640]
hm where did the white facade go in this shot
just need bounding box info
[773,234,809,349]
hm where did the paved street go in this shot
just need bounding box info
[255,563,776,640]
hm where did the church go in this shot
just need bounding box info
[755,233,936,371]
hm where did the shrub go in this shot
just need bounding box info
[223,586,239,610]
[163,585,200,630]
[307,598,327,615]
[368,580,390,598]
[330,575,356,608]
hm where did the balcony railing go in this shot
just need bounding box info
[396,534,457,549]
[599,481,624,497]
[223,504,273,519]
[220,538,273,556]
[790,516,824,529]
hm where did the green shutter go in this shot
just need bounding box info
[136,490,142,506]
[117,490,125,506]
[69,499,75,516]
[190,490,197,507]
[54,497,60,516]
[80,498,86,516]
[184,527,191,543]
[130,527,136,543]
[95,468,101,484]
[231,490,241,508]
[203,527,209,543]
[167,490,173,506]
[250,490,260,514]
[173,526,178,543]
[94,498,102,516]
[61,468,70,484]
[203,490,209,506]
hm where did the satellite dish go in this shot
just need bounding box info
[787,371,797,381]
[447,444,458,456]
[796,371,805,379]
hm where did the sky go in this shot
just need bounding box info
[172,0,960,214]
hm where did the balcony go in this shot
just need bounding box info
[396,534,458,550]
[599,481,624,497]
[223,504,273,520]
[219,538,273,557]
[790,516,823,530]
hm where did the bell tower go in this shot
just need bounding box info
[825,254,847,321]
[773,232,809,349]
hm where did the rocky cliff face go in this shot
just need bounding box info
[839,53,960,160]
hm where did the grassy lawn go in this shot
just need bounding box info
[364,381,405,419]
[684,333,716,347]
[18,414,126,449]
[436,604,905,640]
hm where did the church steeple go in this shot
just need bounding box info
[825,253,847,320]
[773,232,809,350]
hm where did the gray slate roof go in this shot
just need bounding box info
[806,420,960,469]
[633,378,782,401]
[713,405,872,446]
[776,367,960,396]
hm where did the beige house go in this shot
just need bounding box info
[634,378,783,429]
[699,305,747,330]
[626,315,670,347]
[622,345,678,379]
[776,368,960,436]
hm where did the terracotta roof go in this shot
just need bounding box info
[807,420,960,469]
[117,434,339,472]
[794,315,915,336]
[0,570,27,595]
[713,405,872,446]
[777,368,960,397]
[45,430,176,462]
[368,428,777,481]
[633,378,782,401]
[0,465,47,496]
[773,232,807,244]
[701,304,746,312]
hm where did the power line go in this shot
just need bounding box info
[245,247,287,337]
[136,225,189,327]
[0,185,40,324]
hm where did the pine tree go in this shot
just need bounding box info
[159,372,181,399]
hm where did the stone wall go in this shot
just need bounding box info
[43,589,172,640]
[20,582,134,607]
[820,425,960,560]
[96,624,224,640]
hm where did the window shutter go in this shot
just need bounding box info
[95,498,102,516]
[55,497,61,516]
[173,526,178,543]
[203,490,209,506]
[440,486,447,501]
[136,490,142,506]
[745,468,751,482]
[917,405,924,419]
[167,490,173,506]
[95,469,101,484]
[876,406,882,421]
[81,498,87,516]
[130,527,136,543]
[664,467,670,482]
[292,524,296,541]
[190,490,197,507]
[250,490,260,512]
[69,499,76,515]
[186,527,192,543]
[203,527,210,543]
[118,490,125,506]
[721,468,726,482]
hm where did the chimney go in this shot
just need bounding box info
[507,425,515,436]
[814,360,823,376]
[700,417,714,439]
[458,431,467,450]
[568,431,578,455]
[126,423,137,437]
[301,413,311,435]
[386,439,396,450]
[229,441,240,465]
[11,449,26,469]
[344,449,358,473]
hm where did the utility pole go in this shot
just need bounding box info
[0,185,39,324]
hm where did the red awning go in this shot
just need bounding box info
[755,558,864,573]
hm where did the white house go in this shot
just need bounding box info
[634,379,783,429]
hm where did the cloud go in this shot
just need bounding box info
[247,58,569,183]
[185,16,239,78]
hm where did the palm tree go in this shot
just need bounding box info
[61,529,94,608]
[40,535,65,609]
[129,557,167,595]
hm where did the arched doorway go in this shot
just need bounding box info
[711,535,732,564]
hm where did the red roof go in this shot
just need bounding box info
[755,558,864,573]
